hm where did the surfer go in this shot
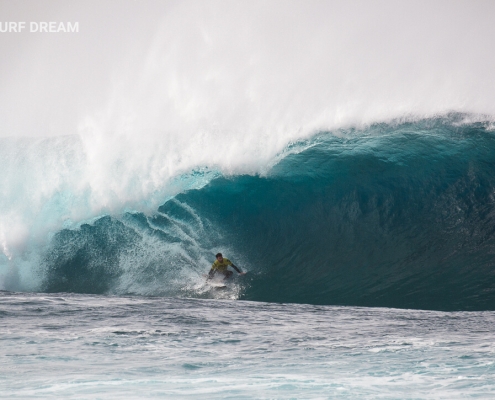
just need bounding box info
[208,253,246,280]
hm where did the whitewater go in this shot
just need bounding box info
[1,0,495,398]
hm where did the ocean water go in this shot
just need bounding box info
[19,117,494,311]
[2,292,495,399]
[2,117,495,398]
[2,1,495,397]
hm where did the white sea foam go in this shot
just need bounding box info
[1,293,495,398]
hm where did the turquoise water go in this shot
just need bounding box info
[2,118,495,397]
[22,117,495,310]
[2,292,495,398]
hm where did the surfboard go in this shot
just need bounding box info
[208,281,227,289]
[203,274,227,289]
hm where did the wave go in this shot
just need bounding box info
[2,2,495,311]
[19,115,494,311]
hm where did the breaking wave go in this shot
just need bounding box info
[5,115,493,311]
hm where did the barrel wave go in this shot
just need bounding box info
[33,116,495,311]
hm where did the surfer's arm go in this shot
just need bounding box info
[231,264,242,273]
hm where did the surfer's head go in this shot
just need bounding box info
[216,253,223,262]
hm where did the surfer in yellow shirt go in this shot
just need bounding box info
[208,253,246,280]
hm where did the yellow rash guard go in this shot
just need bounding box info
[211,258,233,272]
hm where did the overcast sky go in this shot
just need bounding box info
[1,0,495,138]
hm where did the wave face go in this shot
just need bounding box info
[33,116,495,310]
